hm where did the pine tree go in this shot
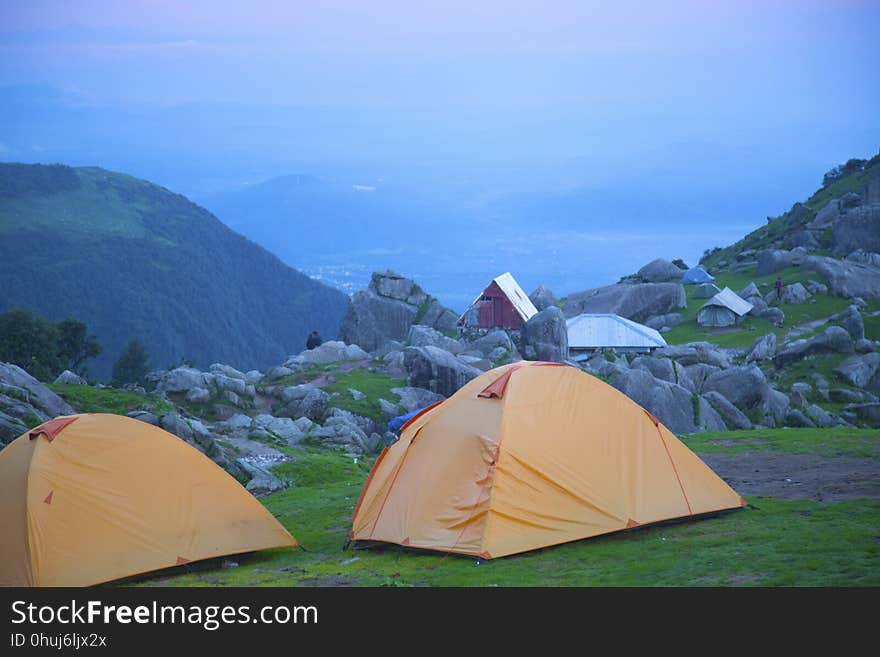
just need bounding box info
[111,340,150,387]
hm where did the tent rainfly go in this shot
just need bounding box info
[692,283,722,299]
[0,414,297,587]
[697,287,754,328]
[681,266,715,285]
[458,272,538,330]
[566,313,666,358]
[349,362,745,559]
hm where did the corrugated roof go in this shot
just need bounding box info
[701,287,753,316]
[460,272,538,323]
[566,313,667,349]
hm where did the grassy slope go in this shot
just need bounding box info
[699,153,880,270]
[48,383,174,415]
[134,428,880,587]
[661,265,849,348]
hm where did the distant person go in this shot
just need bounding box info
[306,330,323,350]
[774,277,783,302]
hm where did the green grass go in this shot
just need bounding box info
[270,449,373,487]
[662,266,849,348]
[260,363,337,388]
[49,383,174,416]
[773,353,853,393]
[132,433,880,587]
[320,368,405,421]
[865,314,880,342]
[681,427,880,459]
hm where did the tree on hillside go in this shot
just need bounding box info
[112,340,151,388]
[0,309,63,380]
[56,318,102,375]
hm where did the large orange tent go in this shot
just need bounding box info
[350,361,744,559]
[0,413,297,587]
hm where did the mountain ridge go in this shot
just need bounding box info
[0,162,350,380]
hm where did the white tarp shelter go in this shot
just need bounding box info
[567,313,667,358]
[697,287,753,328]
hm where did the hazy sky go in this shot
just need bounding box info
[1,1,879,302]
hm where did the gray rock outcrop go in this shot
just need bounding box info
[773,326,854,368]
[403,346,481,397]
[637,258,685,283]
[338,271,458,351]
[610,368,726,434]
[529,285,557,311]
[801,255,880,299]
[563,283,686,323]
[520,307,568,362]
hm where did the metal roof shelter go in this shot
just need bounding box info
[681,266,715,285]
[697,287,753,328]
[567,313,667,357]
[459,272,539,329]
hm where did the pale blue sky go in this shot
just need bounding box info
[1,1,878,303]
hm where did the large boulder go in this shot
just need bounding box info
[390,386,445,412]
[758,307,785,325]
[829,305,865,341]
[833,353,880,390]
[738,282,762,299]
[779,282,812,305]
[278,384,330,421]
[801,255,880,299]
[831,205,880,256]
[338,271,458,351]
[0,411,28,445]
[153,367,210,394]
[703,365,767,412]
[756,249,794,275]
[238,461,286,496]
[253,414,305,445]
[610,368,725,433]
[403,346,481,397]
[0,362,75,418]
[286,340,370,368]
[773,326,854,368]
[463,330,517,359]
[702,391,752,430]
[630,357,691,390]
[645,313,683,330]
[637,258,685,283]
[563,283,686,323]
[306,408,378,454]
[529,285,557,311]
[745,333,777,363]
[54,370,86,385]
[209,363,247,380]
[805,404,842,428]
[682,363,722,393]
[520,307,568,363]
[158,412,248,482]
[406,325,463,355]
[653,342,731,368]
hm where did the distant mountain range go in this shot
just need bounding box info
[0,163,350,380]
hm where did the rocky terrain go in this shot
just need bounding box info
[2,153,878,504]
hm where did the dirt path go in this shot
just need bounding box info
[699,452,880,502]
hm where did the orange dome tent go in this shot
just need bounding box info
[350,362,744,559]
[0,413,297,587]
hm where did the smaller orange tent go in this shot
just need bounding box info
[350,361,744,559]
[0,413,297,587]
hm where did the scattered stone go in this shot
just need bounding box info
[54,370,86,385]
